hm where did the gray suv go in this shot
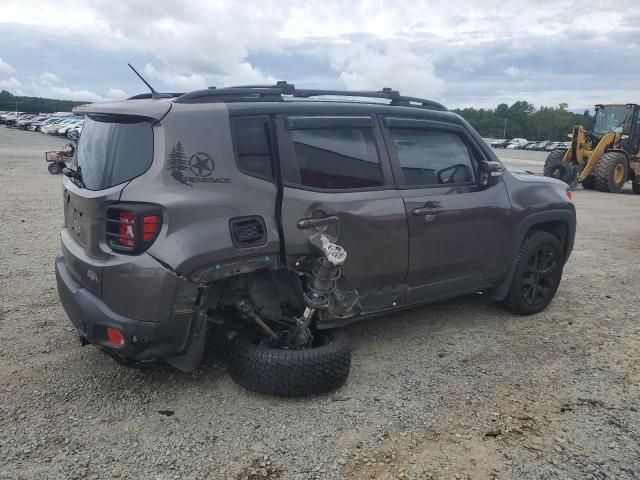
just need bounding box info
[55,83,576,396]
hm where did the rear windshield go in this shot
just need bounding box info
[75,116,153,190]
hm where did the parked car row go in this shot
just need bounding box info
[490,138,571,151]
[0,111,84,141]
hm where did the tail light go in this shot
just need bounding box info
[106,203,162,254]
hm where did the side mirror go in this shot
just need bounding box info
[479,161,504,188]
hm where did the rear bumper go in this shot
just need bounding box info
[55,255,194,361]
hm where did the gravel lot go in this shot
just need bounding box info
[1,127,639,480]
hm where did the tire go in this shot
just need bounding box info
[502,230,564,315]
[594,151,628,193]
[543,150,572,184]
[228,329,351,397]
[581,176,596,190]
[632,177,640,194]
[47,162,61,174]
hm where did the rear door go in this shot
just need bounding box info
[278,115,408,313]
[381,117,512,304]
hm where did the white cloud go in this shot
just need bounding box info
[328,42,444,99]
[0,77,22,89]
[504,67,521,78]
[0,57,16,75]
[143,63,208,91]
[106,88,128,99]
[40,72,61,85]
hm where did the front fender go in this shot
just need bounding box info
[489,207,576,301]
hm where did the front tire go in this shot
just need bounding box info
[503,230,564,315]
[228,329,351,397]
[594,151,628,193]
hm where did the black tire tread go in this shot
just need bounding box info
[503,230,564,316]
[594,151,627,193]
[228,330,351,397]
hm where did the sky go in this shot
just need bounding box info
[0,0,639,111]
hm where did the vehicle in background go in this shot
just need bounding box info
[505,138,529,149]
[545,142,564,151]
[533,141,550,150]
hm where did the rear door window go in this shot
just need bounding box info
[75,116,153,190]
[290,127,384,190]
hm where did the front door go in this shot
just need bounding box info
[381,117,512,304]
[277,115,408,313]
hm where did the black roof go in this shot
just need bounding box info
[159,81,446,112]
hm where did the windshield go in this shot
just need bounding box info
[594,106,628,134]
[75,116,153,190]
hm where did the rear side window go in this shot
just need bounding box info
[390,129,475,186]
[291,128,383,190]
[76,117,153,191]
[230,116,274,180]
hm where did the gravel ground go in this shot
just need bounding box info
[1,127,639,480]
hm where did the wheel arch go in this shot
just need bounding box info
[489,209,575,301]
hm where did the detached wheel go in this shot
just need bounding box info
[48,162,62,174]
[503,230,564,315]
[228,329,351,397]
[594,151,628,193]
[543,150,572,184]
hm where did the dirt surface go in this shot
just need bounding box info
[1,127,639,479]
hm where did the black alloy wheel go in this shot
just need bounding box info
[520,245,559,306]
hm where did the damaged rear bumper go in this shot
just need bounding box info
[55,255,195,361]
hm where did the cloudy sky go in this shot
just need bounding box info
[1,0,639,110]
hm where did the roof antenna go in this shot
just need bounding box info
[128,63,170,99]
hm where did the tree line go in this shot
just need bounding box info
[452,101,594,141]
[0,90,85,114]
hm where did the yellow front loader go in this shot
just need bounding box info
[544,103,640,193]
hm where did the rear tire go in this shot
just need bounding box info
[594,152,628,193]
[632,177,640,194]
[503,230,564,315]
[228,329,351,397]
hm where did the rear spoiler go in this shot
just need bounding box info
[73,99,172,121]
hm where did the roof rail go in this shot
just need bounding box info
[128,92,184,100]
[172,81,446,110]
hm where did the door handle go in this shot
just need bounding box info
[297,215,339,229]
[412,207,443,216]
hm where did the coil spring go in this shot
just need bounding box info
[306,257,341,309]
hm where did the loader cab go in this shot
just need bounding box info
[594,104,640,156]
[594,104,629,134]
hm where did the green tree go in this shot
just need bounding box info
[452,101,596,141]
[0,90,84,113]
